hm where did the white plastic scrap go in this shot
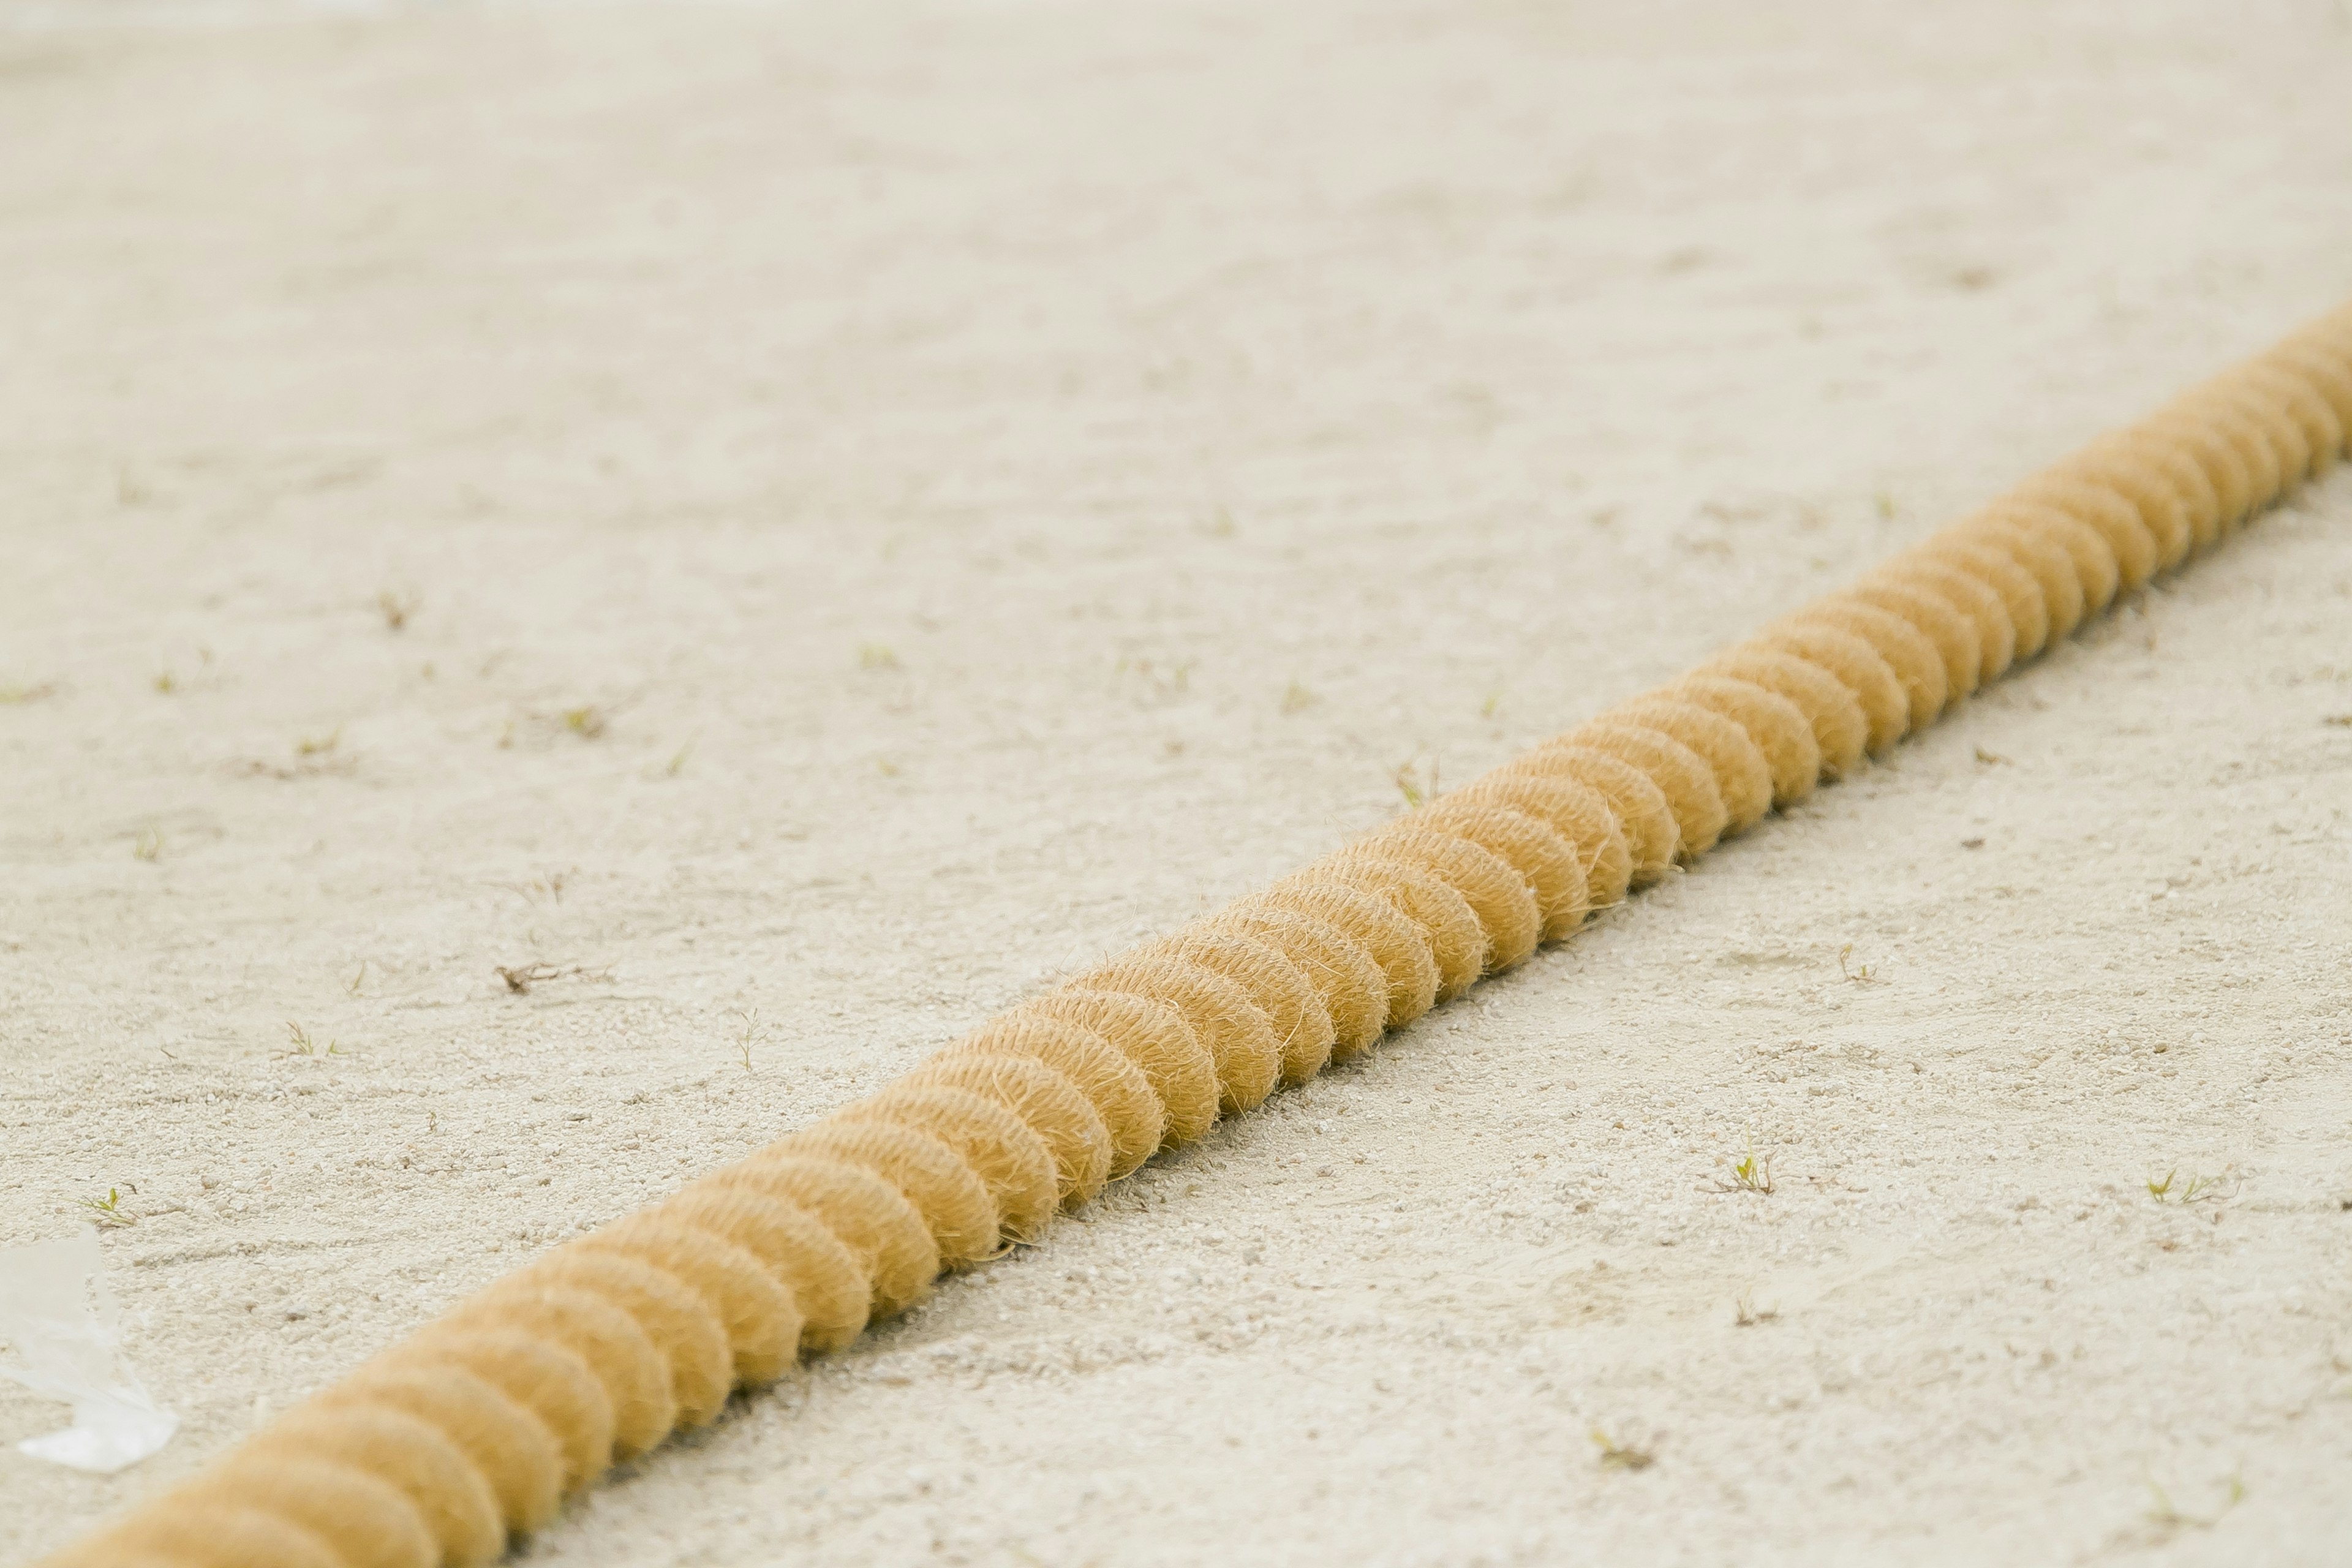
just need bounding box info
[0,1226,178,1473]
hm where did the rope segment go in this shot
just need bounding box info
[40,300,2352,1568]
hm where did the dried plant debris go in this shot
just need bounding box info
[495,962,613,995]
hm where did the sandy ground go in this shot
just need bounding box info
[4,1,2352,1563]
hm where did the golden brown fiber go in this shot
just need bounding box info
[1778,598,1947,733]
[1938,512,2087,639]
[1291,858,1486,1001]
[62,1506,347,1568]
[2087,429,2230,549]
[2010,474,2159,592]
[47,300,2352,1568]
[1337,829,1540,973]
[1250,881,1442,1029]
[1566,720,1729,857]
[1018,987,1220,1147]
[714,1153,940,1319]
[902,1052,1114,1210]
[497,1250,732,1432]
[424,1286,671,1461]
[1870,557,2015,681]
[1600,698,1775,832]
[2050,451,2194,570]
[2144,402,2268,535]
[2224,379,2315,483]
[1072,955,1284,1118]
[161,1458,436,1568]
[1494,744,1675,888]
[1204,903,1391,1060]
[1909,537,2048,660]
[1140,931,1335,1086]
[1842,576,1982,698]
[1415,800,1589,941]
[380,1327,615,1494]
[949,1013,1167,1177]
[656,1182,872,1354]
[1658,674,1822,807]
[2266,343,2352,437]
[320,1359,565,1534]
[240,1403,505,1567]
[841,1084,1060,1245]
[780,1121,1001,1270]
[576,1215,802,1388]
[1744,621,1909,756]
[1689,650,1868,780]
[1448,771,1634,910]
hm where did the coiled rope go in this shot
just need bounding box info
[40,300,2352,1568]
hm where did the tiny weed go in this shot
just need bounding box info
[732,1006,766,1072]
[1733,1289,1779,1327]
[133,826,164,862]
[1709,1137,1776,1196]
[1874,489,1898,521]
[344,959,370,997]
[1480,688,1503,719]
[377,590,419,631]
[1280,681,1317,715]
[240,744,356,780]
[1589,1427,1655,1472]
[858,643,900,671]
[279,1022,342,1059]
[2146,1168,2226,1205]
[79,1187,134,1229]
[1392,757,1438,809]
[563,706,607,740]
[494,869,571,905]
[665,737,696,777]
[1838,943,1875,983]
[153,670,178,695]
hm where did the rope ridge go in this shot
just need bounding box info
[41,299,2352,1568]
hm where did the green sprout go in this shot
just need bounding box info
[79,1188,134,1229]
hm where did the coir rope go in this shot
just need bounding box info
[37,300,2352,1568]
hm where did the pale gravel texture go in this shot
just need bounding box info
[4,1,2351,1564]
